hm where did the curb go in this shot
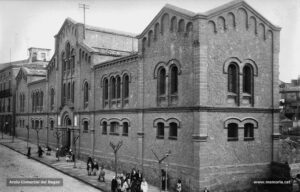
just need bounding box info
[0,142,109,192]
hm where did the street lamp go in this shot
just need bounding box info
[151,149,172,192]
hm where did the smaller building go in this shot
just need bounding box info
[0,47,50,135]
[280,77,300,128]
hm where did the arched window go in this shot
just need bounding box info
[111,77,116,99]
[157,122,164,139]
[50,120,54,130]
[170,17,177,32]
[123,75,129,99]
[63,83,66,104]
[19,94,22,112]
[148,30,153,47]
[178,19,185,32]
[158,68,166,96]
[170,66,178,94]
[154,23,160,40]
[142,37,147,52]
[228,123,238,141]
[243,65,253,94]
[186,22,193,35]
[84,82,89,108]
[103,78,109,107]
[40,91,43,110]
[122,122,129,136]
[102,121,107,135]
[67,82,71,100]
[83,121,89,132]
[110,122,119,135]
[116,76,121,99]
[161,14,169,35]
[228,63,238,94]
[244,123,254,140]
[71,82,75,103]
[36,92,39,111]
[62,53,66,72]
[169,122,178,139]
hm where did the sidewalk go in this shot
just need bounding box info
[0,134,161,192]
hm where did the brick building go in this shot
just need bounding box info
[14,0,280,191]
[0,47,50,135]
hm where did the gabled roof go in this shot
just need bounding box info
[55,17,137,38]
[203,0,280,30]
[138,0,280,38]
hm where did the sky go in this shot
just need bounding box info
[0,0,299,82]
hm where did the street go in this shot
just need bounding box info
[0,144,102,192]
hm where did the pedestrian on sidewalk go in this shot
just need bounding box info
[55,148,60,161]
[176,178,182,192]
[98,166,106,182]
[140,178,148,192]
[92,159,99,176]
[27,147,31,159]
[38,145,44,158]
[87,156,93,176]
[111,176,118,192]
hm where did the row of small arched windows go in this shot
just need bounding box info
[227,123,255,141]
[142,14,193,50]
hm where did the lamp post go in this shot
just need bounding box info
[151,149,171,192]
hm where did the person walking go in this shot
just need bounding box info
[111,176,118,192]
[140,178,148,192]
[38,145,44,158]
[87,156,93,176]
[98,166,106,182]
[27,147,31,159]
[176,179,182,192]
[92,159,99,176]
[55,148,60,161]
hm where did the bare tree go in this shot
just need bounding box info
[110,141,123,178]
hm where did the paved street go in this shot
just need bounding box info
[0,141,103,192]
[0,135,160,192]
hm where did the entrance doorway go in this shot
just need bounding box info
[62,116,72,149]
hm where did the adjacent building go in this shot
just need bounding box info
[0,48,50,135]
[13,1,280,191]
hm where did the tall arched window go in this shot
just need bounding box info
[170,66,178,95]
[67,82,71,100]
[63,83,66,104]
[40,91,43,111]
[50,88,55,110]
[228,63,238,94]
[178,19,185,32]
[122,122,129,136]
[157,122,164,139]
[116,76,121,99]
[102,121,107,135]
[83,82,89,108]
[158,68,166,96]
[169,122,178,139]
[36,92,40,111]
[243,65,253,94]
[103,78,109,107]
[71,82,75,103]
[170,17,177,32]
[111,77,116,99]
[19,94,22,112]
[228,123,238,141]
[154,23,160,40]
[123,75,129,100]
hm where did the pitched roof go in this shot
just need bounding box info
[138,0,280,38]
[22,67,47,76]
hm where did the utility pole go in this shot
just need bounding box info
[79,3,89,39]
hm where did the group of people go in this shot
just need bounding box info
[110,168,148,192]
[86,156,106,181]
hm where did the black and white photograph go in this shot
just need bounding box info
[0,0,299,191]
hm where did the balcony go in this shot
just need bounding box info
[0,89,12,98]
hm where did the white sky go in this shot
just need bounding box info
[0,0,299,82]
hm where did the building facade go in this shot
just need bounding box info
[0,47,50,135]
[14,1,280,191]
